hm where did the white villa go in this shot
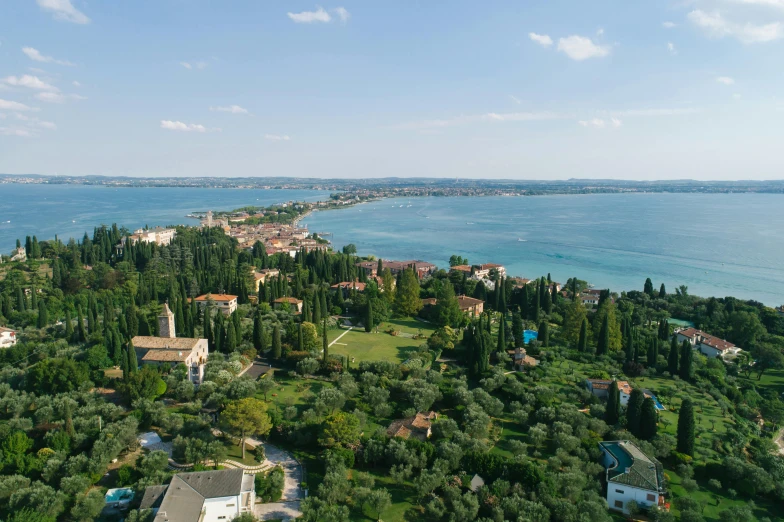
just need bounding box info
[194,293,238,316]
[0,327,17,348]
[675,327,741,359]
[600,440,666,515]
[139,468,255,522]
[132,304,208,384]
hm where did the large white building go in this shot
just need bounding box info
[130,227,177,246]
[0,327,17,348]
[194,293,238,316]
[139,468,255,522]
[675,327,741,359]
[600,440,666,515]
[132,303,208,384]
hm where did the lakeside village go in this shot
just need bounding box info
[0,201,783,522]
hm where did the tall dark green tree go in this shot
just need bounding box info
[639,397,658,440]
[644,278,654,297]
[511,312,523,348]
[538,320,549,348]
[76,305,86,343]
[679,340,693,380]
[626,389,645,436]
[365,300,373,333]
[253,313,265,351]
[578,317,589,353]
[322,318,329,364]
[37,300,48,329]
[16,287,25,312]
[658,283,666,298]
[496,314,506,352]
[677,398,696,456]
[127,341,138,374]
[596,313,610,355]
[668,336,680,375]
[605,380,621,425]
[272,324,282,359]
[647,337,658,367]
[65,307,74,340]
[297,322,304,351]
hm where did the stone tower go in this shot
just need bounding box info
[159,302,176,339]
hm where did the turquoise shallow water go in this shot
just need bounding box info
[0,184,330,252]
[302,193,784,305]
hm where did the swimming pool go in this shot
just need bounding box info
[523,330,538,345]
[643,390,666,410]
[105,488,134,505]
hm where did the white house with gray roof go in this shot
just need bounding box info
[599,440,666,515]
[139,468,255,522]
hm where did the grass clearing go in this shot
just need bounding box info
[326,318,436,364]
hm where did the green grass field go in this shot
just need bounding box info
[326,318,436,364]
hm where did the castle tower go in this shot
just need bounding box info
[206,210,213,228]
[159,302,176,339]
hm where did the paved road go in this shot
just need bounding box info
[254,500,302,521]
[246,439,304,520]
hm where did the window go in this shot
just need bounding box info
[614,500,623,508]
[647,494,655,502]
[615,489,624,494]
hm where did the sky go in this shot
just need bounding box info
[1,0,784,180]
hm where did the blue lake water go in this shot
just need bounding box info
[302,193,784,305]
[0,184,330,252]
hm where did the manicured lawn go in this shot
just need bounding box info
[355,470,423,522]
[224,439,263,466]
[666,467,784,521]
[326,318,436,364]
[739,368,784,397]
[259,372,336,417]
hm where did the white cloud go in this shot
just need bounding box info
[557,35,611,60]
[611,117,622,128]
[668,42,678,54]
[0,127,34,137]
[663,21,676,29]
[181,61,208,70]
[35,92,85,103]
[732,0,784,8]
[288,7,331,23]
[528,32,553,47]
[688,9,783,43]
[716,76,735,84]
[609,108,699,117]
[161,120,219,132]
[210,105,249,114]
[72,80,80,87]
[36,0,90,24]
[509,95,522,105]
[597,28,605,36]
[265,134,291,141]
[3,75,58,91]
[578,118,607,128]
[22,47,74,66]
[0,98,35,111]
[333,7,350,23]
[37,120,57,130]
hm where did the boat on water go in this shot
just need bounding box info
[518,238,526,242]
[466,222,474,225]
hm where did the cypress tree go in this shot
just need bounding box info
[112,327,123,366]
[126,303,139,337]
[605,380,621,425]
[597,313,609,355]
[253,313,264,351]
[496,314,506,352]
[647,337,657,367]
[668,336,679,375]
[37,299,48,328]
[627,388,645,435]
[127,341,138,374]
[320,289,328,319]
[512,312,523,348]
[477,326,490,374]
[538,320,549,348]
[644,277,654,296]
[30,285,38,309]
[639,397,658,440]
[322,318,328,364]
[297,322,304,350]
[520,284,529,319]
[226,321,237,352]
[313,295,321,324]
[175,300,185,336]
[16,287,25,312]
[659,283,666,298]
[578,317,589,353]
[77,305,86,342]
[272,324,282,359]
[679,340,693,380]
[65,307,74,340]
[677,398,696,456]
[365,299,373,333]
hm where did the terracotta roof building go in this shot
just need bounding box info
[193,293,238,315]
[675,327,740,359]
[273,297,303,313]
[387,411,439,441]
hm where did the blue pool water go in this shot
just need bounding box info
[523,330,538,345]
[105,488,134,503]
[644,391,666,410]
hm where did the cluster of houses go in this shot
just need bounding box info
[227,222,328,257]
[585,379,665,410]
[357,259,437,280]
